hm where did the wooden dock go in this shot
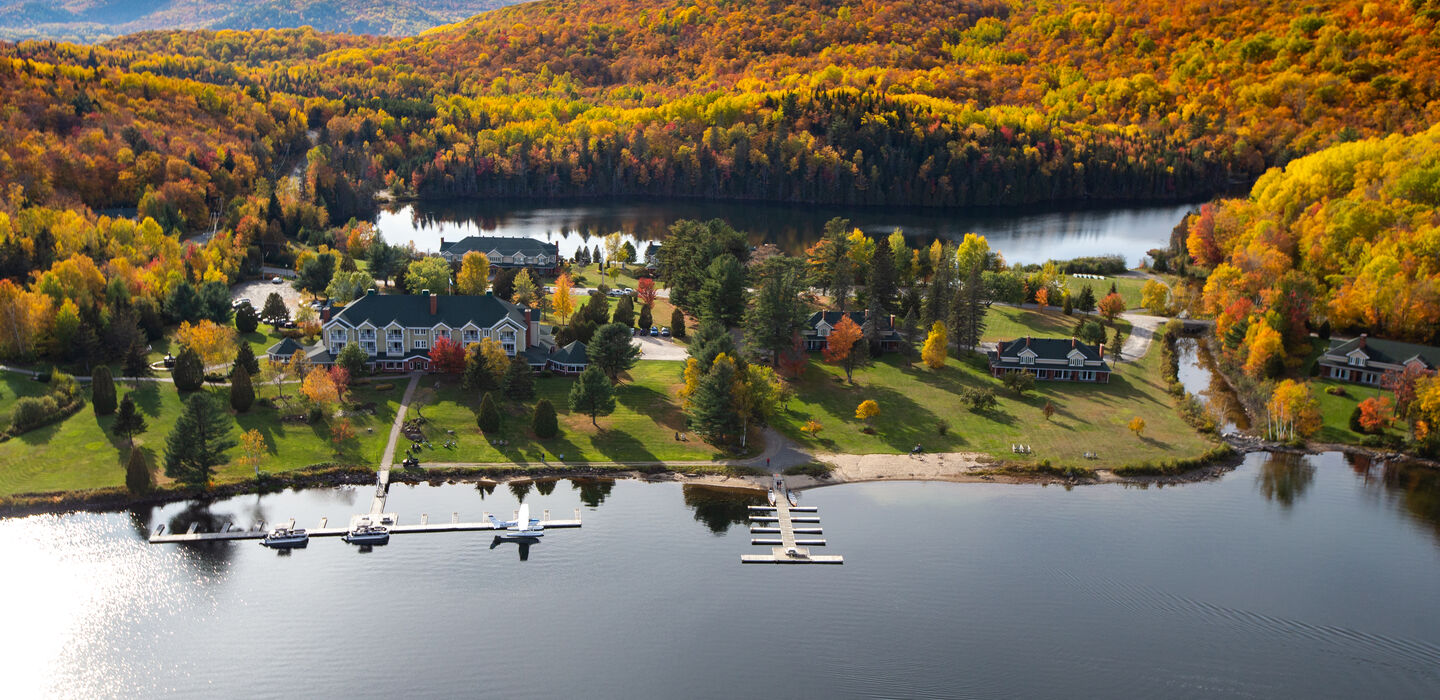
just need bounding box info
[148,508,582,544]
[741,477,843,565]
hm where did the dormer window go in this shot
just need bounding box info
[1020,354,1035,365]
[1348,354,1366,367]
[1069,355,1084,367]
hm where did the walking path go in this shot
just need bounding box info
[379,373,422,471]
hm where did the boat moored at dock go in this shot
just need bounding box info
[342,522,390,545]
[260,527,309,548]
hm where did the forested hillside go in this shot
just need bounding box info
[0,0,522,42]
[1172,124,1440,378]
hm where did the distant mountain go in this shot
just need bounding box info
[0,0,525,42]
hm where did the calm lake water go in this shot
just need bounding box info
[374,198,1196,267]
[1175,337,1251,434]
[4,454,1440,698]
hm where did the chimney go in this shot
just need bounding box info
[440,236,445,247]
[524,308,533,348]
[1025,336,1031,348]
[322,306,331,323]
[1359,333,1367,348]
[1071,336,1076,348]
[1099,343,1104,360]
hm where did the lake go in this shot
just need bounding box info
[374,198,1197,267]
[4,454,1440,698]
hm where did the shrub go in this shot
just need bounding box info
[1349,404,1364,433]
[1325,385,1348,397]
[91,366,117,416]
[532,398,558,438]
[935,419,949,436]
[477,392,501,432]
[9,396,55,432]
[960,387,997,412]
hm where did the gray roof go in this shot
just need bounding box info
[1325,336,1440,369]
[550,340,588,366]
[803,311,899,337]
[328,292,526,330]
[438,236,555,259]
[990,337,1111,372]
[266,337,306,358]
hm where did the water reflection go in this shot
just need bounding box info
[509,480,532,502]
[376,199,1195,266]
[1347,453,1440,545]
[1174,337,1250,433]
[165,501,238,571]
[570,477,614,507]
[681,484,766,534]
[534,479,558,496]
[475,481,497,498]
[489,535,538,561]
[1256,452,1316,509]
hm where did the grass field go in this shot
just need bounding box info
[772,346,1216,470]
[1061,274,1155,310]
[1312,378,1408,444]
[406,362,727,465]
[982,305,1132,345]
[0,377,398,497]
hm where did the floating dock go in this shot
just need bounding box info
[742,477,843,565]
[148,508,582,544]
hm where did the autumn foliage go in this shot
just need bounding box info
[822,315,865,382]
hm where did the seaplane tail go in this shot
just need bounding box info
[514,504,531,531]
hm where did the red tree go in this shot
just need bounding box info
[429,335,466,374]
[777,331,808,380]
[822,315,865,382]
[636,277,657,307]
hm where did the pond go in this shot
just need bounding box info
[4,454,1440,698]
[1174,336,1251,433]
[374,198,1196,267]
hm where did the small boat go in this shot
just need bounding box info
[342,523,390,545]
[786,490,799,508]
[260,527,309,548]
[767,489,776,506]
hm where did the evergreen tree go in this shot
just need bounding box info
[163,393,237,489]
[336,342,368,376]
[696,256,747,325]
[124,341,152,379]
[492,268,517,301]
[233,343,260,376]
[868,234,898,315]
[230,365,255,412]
[581,292,611,326]
[532,398,558,438]
[922,249,953,327]
[503,357,535,400]
[1077,284,1097,313]
[260,292,290,328]
[690,356,742,445]
[612,294,635,327]
[689,319,738,371]
[198,281,234,323]
[125,446,152,495]
[112,393,148,449]
[568,365,616,426]
[91,365,116,416]
[743,263,806,366]
[299,253,338,300]
[477,391,501,432]
[164,280,203,323]
[670,308,687,339]
[948,264,992,353]
[1062,292,1074,315]
[172,346,204,391]
[235,301,260,333]
[589,323,642,381]
[637,303,653,330]
[897,307,919,366]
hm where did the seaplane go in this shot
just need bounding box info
[488,503,545,540]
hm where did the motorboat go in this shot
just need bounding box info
[260,527,309,548]
[786,490,799,508]
[767,489,776,506]
[342,523,390,545]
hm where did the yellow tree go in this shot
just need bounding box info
[301,366,340,413]
[456,251,490,295]
[1413,376,1440,445]
[512,269,537,306]
[1267,380,1322,441]
[1243,323,1285,377]
[855,399,880,428]
[678,357,703,410]
[175,320,238,367]
[846,228,875,268]
[237,429,266,477]
[1129,416,1146,437]
[954,232,990,274]
[552,273,575,322]
[800,420,823,438]
[921,321,948,369]
[1141,280,1170,314]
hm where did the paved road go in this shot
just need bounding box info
[633,336,686,361]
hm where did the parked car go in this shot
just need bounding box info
[648,327,660,337]
[659,327,671,338]
[271,276,283,284]
[606,288,625,297]
[232,298,251,308]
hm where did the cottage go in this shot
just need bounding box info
[988,337,1111,383]
[802,311,903,352]
[264,337,328,365]
[1318,335,1439,386]
[437,235,560,275]
[548,341,590,375]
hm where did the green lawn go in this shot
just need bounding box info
[404,361,728,465]
[0,378,398,497]
[553,264,652,291]
[0,372,52,431]
[1312,378,1407,444]
[982,305,1132,344]
[1062,274,1153,311]
[147,326,296,366]
[773,347,1216,470]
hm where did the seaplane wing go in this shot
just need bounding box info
[512,504,531,531]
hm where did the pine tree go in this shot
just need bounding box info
[124,341,152,379]
[125,446,152,495]
[503,357,534,400]
[743,264,806,366]
[922,248,952,327]
[532,398,558,438]
[949,265,991,353]
[233,343,260,376]
[868,234,898,315]
[697,256,747,326]
[91,365,116,416]
[230,365,255,412]
[1077,284,1097,313]
[897,307,919,366]
[611,294,635,327]
[589,323,641,381]
[1062,292,1074,315]
[568,365,616,426]
[671,308,687,339]
[477,392,501,432]
[235,301,260,333]
[637,303,653,330]
[172,346,204,391]
[689,355,742,445]
[163,393,236,489]
[112,393,148,449]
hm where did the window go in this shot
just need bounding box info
[413,329,428,338]
[359,329,376,341]
[1020,354,1035,365]
[1069,355,1083,367]
[386,328,403,340]
[387,341,403,355]
[1079,371,1096,382]
[1054,370,1070,380]
[1348,354,1366,367]
[817,325,830,337]
[362,342,377,355]
[414,339,429,350]
[500,329,517,355]
[330,329,347,341]
[437,329,450,339]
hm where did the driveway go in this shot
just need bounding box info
[232,278,302,315]
[633,336,686,361]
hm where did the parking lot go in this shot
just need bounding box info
[230,277,302,315]
[633,334,686,360]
